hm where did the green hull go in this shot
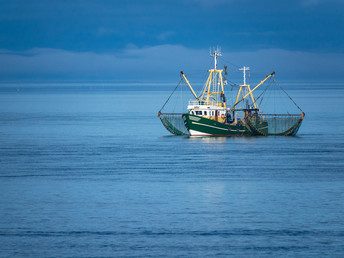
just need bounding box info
[182,114,268,136]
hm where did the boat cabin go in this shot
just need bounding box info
[187,100,227,123]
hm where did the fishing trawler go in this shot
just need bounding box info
[158,48,305,136]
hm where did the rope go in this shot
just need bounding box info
[256,79,273,102]
[218,56,241,69]
[255,79,274,108]
[159,78,183,113]
[274,79,304,113]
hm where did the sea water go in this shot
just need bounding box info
[0,83,344,257]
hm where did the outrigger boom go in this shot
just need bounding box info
[230,71,275,111]
[158,48,305,137]
[180,71,198,100]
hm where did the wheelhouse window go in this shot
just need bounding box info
[195,111,202,115]
[204,111,207,116]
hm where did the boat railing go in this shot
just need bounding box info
[188,100,222,107]
[261,114,303,117]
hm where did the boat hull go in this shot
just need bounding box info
[182,114,267,136]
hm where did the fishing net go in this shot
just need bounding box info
[250,79,305,136]
[158,112,188,135]
[158,72,305,136]
[158,78,196,135]
[262,114,304,135]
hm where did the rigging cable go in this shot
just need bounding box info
[256,77,274,106]
[158,78,184,113]
[274,79,304,113]
[218,56,241,69]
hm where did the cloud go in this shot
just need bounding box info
[156,31,176,41]
[96,27,117,36]
[225,48,344,80]
[186,0,232,7]
[301,0,344,6]
[0,45,203,81]
[0,45,343,82]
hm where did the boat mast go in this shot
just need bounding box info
[199,47,226,107]
[210,47,222,69]
[231,71,275,111]
[239,66,250,86]
[238,66,250,108]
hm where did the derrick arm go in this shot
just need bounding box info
[230,72,275,110]
[181,71,198,100]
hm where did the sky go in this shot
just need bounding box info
[0,0,343,82]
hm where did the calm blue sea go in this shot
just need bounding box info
[0,82,344,257]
